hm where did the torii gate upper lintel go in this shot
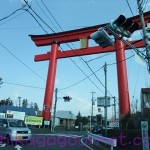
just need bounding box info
[29,11,150,122]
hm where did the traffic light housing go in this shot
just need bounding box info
[108,15,139,38]
[90,28,114,48]
[63,96,72,102]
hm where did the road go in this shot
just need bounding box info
[0,132,95,150]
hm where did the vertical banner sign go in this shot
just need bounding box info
[141,121,149,150]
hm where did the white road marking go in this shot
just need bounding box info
[80,137,94,150]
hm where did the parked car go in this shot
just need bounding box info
[91,125,103,134]
[0,118,32,144]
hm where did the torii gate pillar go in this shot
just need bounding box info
[43,42,58,122]
[115,39,130,118]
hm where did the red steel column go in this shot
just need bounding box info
[42,43,58,122]
[115,39,130,118]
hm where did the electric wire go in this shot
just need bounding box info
[86,52,114,63]
[24,8,48,33]
[23,1,105,94]
[0,42,45,82]
[40,0,64,31]
[143,0,149,12]
[0,5,27,22]
[3,81,45,90]
[37,0,110,94]
[126,0,135,16]
[59,65,104,91]
[34,0,58,32]
[21,0,144,96]
[0,10,27,26]
[132,66,141,100]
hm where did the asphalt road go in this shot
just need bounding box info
[0,132,95,150]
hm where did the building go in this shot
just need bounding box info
[0,105,36,116]
[54,110,76,129]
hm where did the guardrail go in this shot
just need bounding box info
[87,132,117,150]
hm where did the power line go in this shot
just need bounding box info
[34,0,58,32]
[3,81,45,90]
[0,42,45,82]
[0,5,27,22]
[0,10,27,26]
[24,8,48,33]
[86,52,114,63]
[126,0,135,16]
[107,54,135,66]
[38,0,109,94]
[24,1,105,94]
[59,65,104,91]
[40,0,64,31]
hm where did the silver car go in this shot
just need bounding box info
[0,118,32,144]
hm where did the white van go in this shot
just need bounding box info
[0,118,32,144]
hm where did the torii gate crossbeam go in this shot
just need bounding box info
[29,11,150,123]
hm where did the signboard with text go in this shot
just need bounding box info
[25,116,43,125]
[0,113,5,118]
[141,121,149,150]
[6,110,25,120]
[97,97,110,107]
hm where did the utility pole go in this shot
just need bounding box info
[90,91,96,131]
[136,99,138,113]
[52,88,58,132]
[104,62,108,137]
[137,0,150,72]
[113,96,116,120]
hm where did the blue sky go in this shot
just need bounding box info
[0,0,150,118]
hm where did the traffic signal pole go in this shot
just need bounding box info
[104,62,108,137]
[90,91,95,131]
[137,0,150,73]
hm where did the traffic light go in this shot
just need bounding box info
[90,28,114,48]
[108,15,139,38]
[63,96,72,102]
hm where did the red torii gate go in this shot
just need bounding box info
[29,11,150,122]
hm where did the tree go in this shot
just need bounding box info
[0,97,13,106]
[22,99,28,108]
[34,103,39,111]
[75,111,82,126]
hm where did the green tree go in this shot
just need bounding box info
[34,103,39,111]
[22,99,28,108]
[75,111,82,126]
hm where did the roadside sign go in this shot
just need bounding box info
[97,97,110,107]
[0,113,5,118]
[109,120,119,128]
[6,110,25,120]
[141,121,149,150]
[44,120,50,125]
[25,116,43,125]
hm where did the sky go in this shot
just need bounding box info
[0,0,150,119]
